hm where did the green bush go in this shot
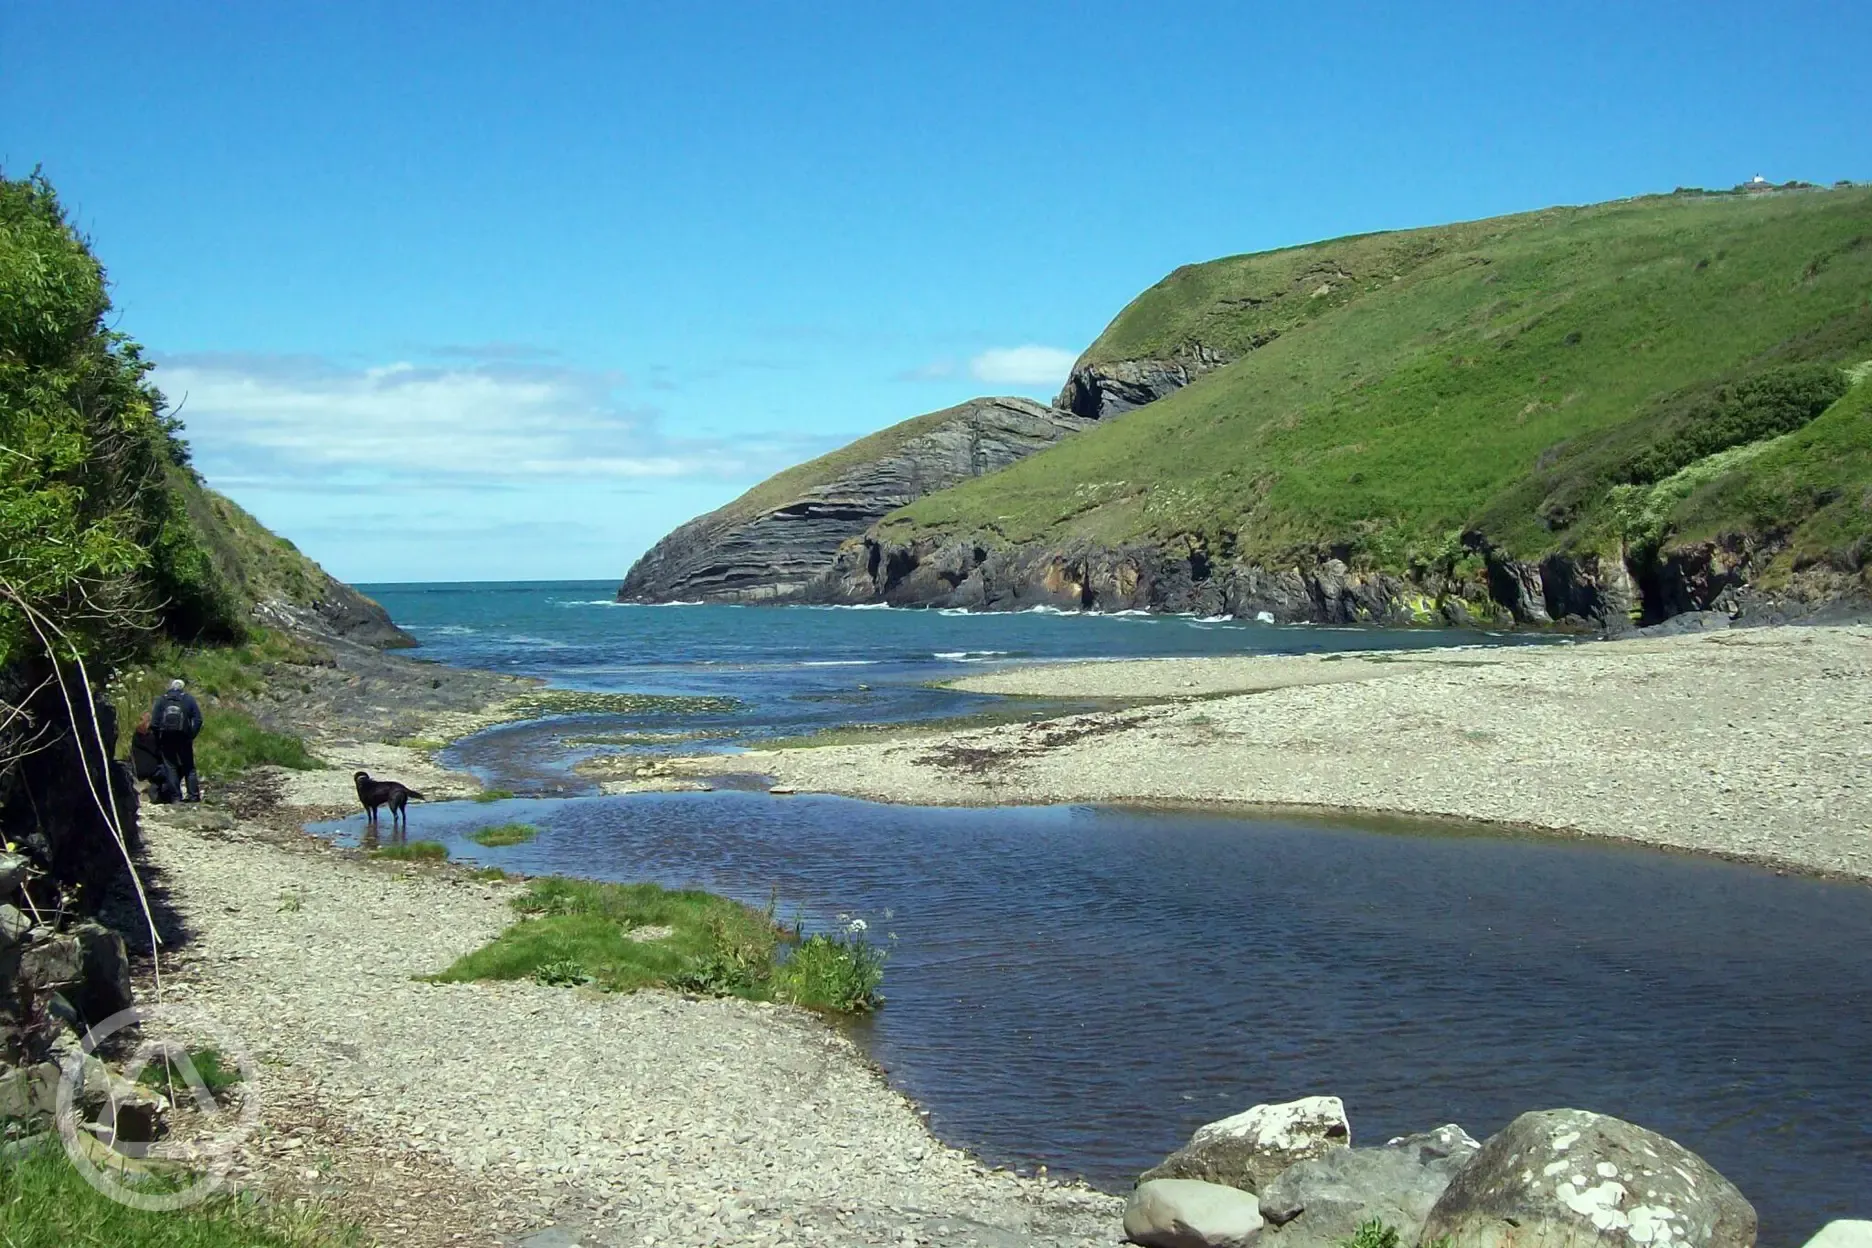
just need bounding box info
[472,788,516,803]
[1620,363,1849,485]
[1669,375,1872,571]
[0,170,246,672]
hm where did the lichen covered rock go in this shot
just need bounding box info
[1140,1095,1351,1194]
[1419,1109,1756,1248]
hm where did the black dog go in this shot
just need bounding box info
[354,770,425,832]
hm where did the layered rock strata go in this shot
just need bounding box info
[618,397,1096,603]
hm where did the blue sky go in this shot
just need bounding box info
[4,2,1867,583]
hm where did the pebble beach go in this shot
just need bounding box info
[742,623,1872,883]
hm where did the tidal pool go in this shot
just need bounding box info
[313,792,1872,1245]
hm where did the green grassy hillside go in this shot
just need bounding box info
[886,188,1872,588]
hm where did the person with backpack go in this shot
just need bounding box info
[150,679,204,803]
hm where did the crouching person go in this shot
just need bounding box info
[130,711,181,804]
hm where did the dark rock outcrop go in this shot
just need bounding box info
[1420,1109,1757,1248]
[815,537,1463,625]
[1055,344,1232,419]
[250,579,412,650]
[618,397,1098,603]
[809,518,1853,630]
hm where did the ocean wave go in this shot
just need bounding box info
[798,660,879,667]
[785,602,897,611]
[932,650,1012,660]
[1023,604,1083,616]
[557,598,709,608]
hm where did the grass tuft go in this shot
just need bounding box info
[1340,1220,1401,1248]
[469,822,537,847]
[0,1145,361,1246]
[432,878,887,1014]
[368,841,448,862]
[472,788,516,803]
[532,958,595,987]
[775,930,886,1013]
[136,1045,244,1099]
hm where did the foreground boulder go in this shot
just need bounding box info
[1141,1096,1351,1193]
[1804,1224,1872,1248]
[1420,1109,1756,1248]
[1125,1178,1265,1248]
[1259,1124,1480,1248]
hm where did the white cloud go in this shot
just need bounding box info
[968,345,1078,388]
[151,353,808,487]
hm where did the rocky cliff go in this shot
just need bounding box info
[618,397,1098,603]
[182,481,412,648]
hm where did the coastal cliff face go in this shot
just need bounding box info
[814,532,1661,627]
[618,397,1097,603]
[624,187,1872,627]
[814,524,1860,629]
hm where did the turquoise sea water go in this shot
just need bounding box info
[338,582,1870,1243]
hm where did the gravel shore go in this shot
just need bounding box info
[742,623,1872,883]
[135,790,1119,1248]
